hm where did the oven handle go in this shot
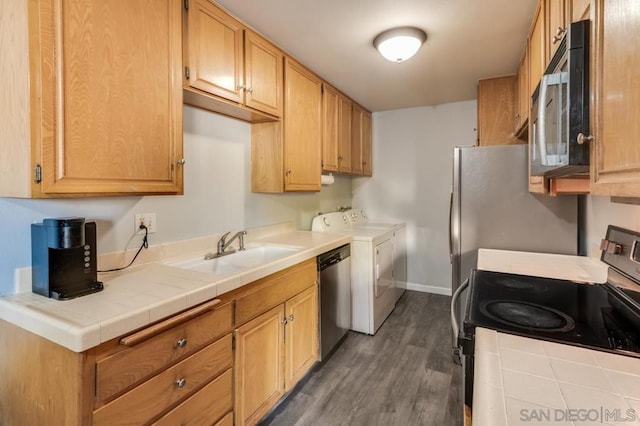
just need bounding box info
[450,278,469,345]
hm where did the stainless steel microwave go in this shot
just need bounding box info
[530,20,590,177]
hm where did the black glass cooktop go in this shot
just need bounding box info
[462,269,640,357]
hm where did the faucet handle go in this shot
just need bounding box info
[220,231,231,243]
[239,230,247,251]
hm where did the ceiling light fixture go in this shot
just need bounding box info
[373,27,427,63]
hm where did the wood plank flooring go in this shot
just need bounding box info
[261,291,462,426]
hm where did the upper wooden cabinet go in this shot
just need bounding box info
[569,0,590,22]
[590,0,640,197]
[321,84,340,173]
[361,111,373,176]
[251,58,322,192]
[513,50,529,136]
[322,84,353,174]
[284,59,322,191]
[351,103,372,175]
[529,1,546,97]
[546,0,568,62]
[338,95,354,174]
[351,105,364,175]
[477,76,519,146]
[0,0,184,198]
[183,0,282,121]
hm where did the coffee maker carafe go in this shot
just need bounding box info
[31,217,103,300]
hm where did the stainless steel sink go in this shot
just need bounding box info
[163,244,301,275]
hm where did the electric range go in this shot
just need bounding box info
[457,225,640,408]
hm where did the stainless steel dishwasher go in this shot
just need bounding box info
[317,244,351,360]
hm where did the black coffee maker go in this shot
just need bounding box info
[31,217,103,300]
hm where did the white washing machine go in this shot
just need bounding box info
[311,209,407,334]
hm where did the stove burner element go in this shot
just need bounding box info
[481,300,575,332]
[496,277,537,291]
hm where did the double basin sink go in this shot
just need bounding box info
[163,243,301,276]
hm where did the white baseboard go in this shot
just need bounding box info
[405,282,452,296]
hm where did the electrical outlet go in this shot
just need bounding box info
[134,213,157,234]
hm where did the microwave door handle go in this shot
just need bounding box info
[538,75,549,165]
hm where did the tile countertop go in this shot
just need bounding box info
[473,249,640,426]
[0,229,350,353]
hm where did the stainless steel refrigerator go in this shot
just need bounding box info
[449,144,578,350]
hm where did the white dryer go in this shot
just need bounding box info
[311,210,407,334]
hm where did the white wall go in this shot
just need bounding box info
[352,100,477,294]
[0,106,352,295]
[584,195,640,257]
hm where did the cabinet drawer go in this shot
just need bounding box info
[93,334,232,426]
[215,411,233,426]
[235,259,317,325]
[152,369,232,426]
[96,301,232,403]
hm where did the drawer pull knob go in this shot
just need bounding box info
[288,314,294,322]
[176,338,188,348]
[176,378,187,388]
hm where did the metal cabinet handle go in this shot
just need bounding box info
[287,314,294,322]
[248,87,254,93]
[176,338,187,349]
[577,133,595,145]
[176,378,187,388]
[176,158,186,165]
[556,26,565,36]
[514,113,520,119]
[285,169,292,176]
[237,84,246,92]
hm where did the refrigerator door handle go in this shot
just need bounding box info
[449,191,454,263]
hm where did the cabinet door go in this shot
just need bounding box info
[284,286,318,391]
[234,305,285,426]
[186,0,244,104]
[529,0,546,97]
[362,110,373,176]
[546,0,567,61]
[338,95,353,174]
[514,50,529,134]
[283,58,322,191]
[477,77,517,146]
[321,84,339,172]
[244,30,283,117]
[569,0,590,22]
[591,0,640,197]
[38,0,183,195]
[351,104,364,175]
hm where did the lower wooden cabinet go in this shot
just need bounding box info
[235,305,286,425]
[285,286,319,390]
[234,260,319,426]
[0,260,319,426]
[152,369,233,426]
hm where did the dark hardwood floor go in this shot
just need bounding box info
[262,291,462,426]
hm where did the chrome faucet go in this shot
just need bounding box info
[205,230,246,260]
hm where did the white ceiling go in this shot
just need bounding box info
[215,0,538,112]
